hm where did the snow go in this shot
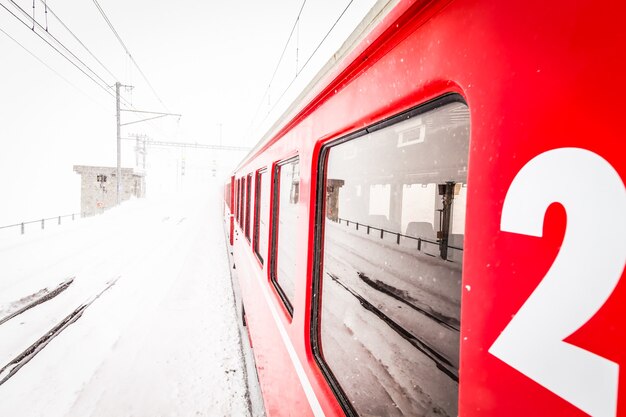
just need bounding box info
[0,183,262,417]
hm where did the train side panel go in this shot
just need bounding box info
[227,0,626,416]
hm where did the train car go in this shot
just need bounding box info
[223,0,626,416]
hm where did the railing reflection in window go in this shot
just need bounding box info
[316,100,469,417]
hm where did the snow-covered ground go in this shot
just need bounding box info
[0,183,263,417]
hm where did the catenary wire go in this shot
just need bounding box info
[36,0,119,81]
[253,0,356,136]
[0,2,114,98]
[6,0,115,95]
[5,0,148,114]
[2,2,142,117]
[246,0,308,137]
[0,25,109,110]
[263,0,308,105]
[297,0,354,77]
[91,0,169,111]
[1,2,173,139]
[0,25,72,87]
[4,0,180,140]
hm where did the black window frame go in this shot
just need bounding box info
[245,173,252,241]
[254,168,266,264]
[233,179,237,219]
[310,93,467,416]
[269,156,299,316]
[236,179,241,226]
[239,177,245,226]
[235,179,240,225]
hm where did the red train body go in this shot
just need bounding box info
[224,0,626,415]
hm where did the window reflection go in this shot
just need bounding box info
[255,170,269,264]
[318,101,469,416]
[245,173,252,240]
[272,158,300,313]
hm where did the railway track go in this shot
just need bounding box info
[0,277,119,386]
[0,278,75,326]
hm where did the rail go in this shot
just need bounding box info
[336,217,463,259]
[0,213,80,235]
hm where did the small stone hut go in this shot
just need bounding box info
[73,165,145,216]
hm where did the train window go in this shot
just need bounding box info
[313,99,469,417]
[245,173,252,241]
[239,177,245,226]
[233,180,237,217]
[233,180,241,223]
[254,169,268,264]
[270,157,299,315]
[236,179,240,225]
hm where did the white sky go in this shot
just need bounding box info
[0,0,377,225]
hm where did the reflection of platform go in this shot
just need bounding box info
[73,165,145,217]
[320,218,462,417]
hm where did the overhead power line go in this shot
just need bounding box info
[0,25,109,110]
[0,25,75,89]
[91,0,169,111]
[1,1,158,123]
[35,0,119,81]
[0,1,114,98]
[1,0,178,150]
[18,1,138,106]
[5,1,114,92]
[298,0,355,78]
[264,0,308,101]
[0,23,103,107]
[248,0,308,134]
[253,0,356,135]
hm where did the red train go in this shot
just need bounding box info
[224,0,626,415]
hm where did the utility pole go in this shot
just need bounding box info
[115,84,180,206]
[116,82,122,205]
[131,133,149,170]
[142,138,147,170]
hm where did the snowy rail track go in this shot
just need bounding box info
[0,191,257,416]
[0,278,75,326]
[0,277,118,386]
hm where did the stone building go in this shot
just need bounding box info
[73,165,145,216]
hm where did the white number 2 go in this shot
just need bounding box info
[489,148,626,417]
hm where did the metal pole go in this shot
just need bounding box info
[439,182,455,261]
[142,136,146,170]
[116,81,121,205]
[135,135,139,168]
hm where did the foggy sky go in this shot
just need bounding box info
[0,0,376,225]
